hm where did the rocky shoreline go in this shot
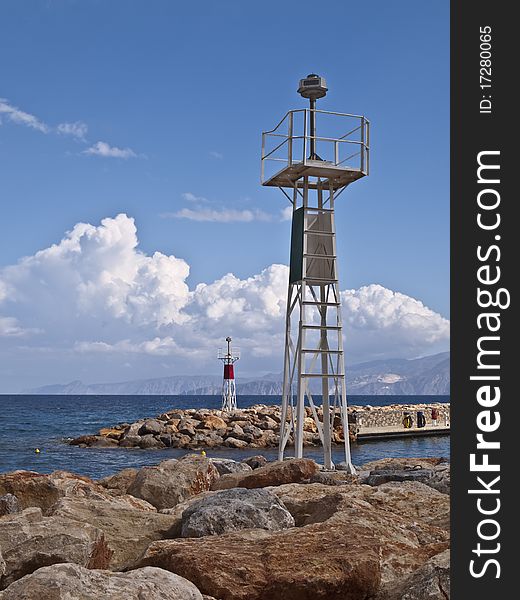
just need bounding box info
[0,454,450,599]
[69,402,450,450]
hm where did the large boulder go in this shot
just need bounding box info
[0,507,111,589]
[180,488,295,538]
[271,481,450,533]
[135,517,382,600]
[0,563,203,600]
[138,419,164,436]
[48,492,179,569]
[135,490,449,599]
[368,481,450,532]
[210,459,252,477]
[359,458,451,496]
[0,470,129,513]
[200,415,228,430]
[127,456,219,510]
[241,455,268,470]
[212,459,319,491]
[363,469,435,487]
[98,468,138,496]
[70,435,119,447]
[0,472,61,512]
[376,549,450,600]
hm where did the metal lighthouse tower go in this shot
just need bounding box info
[218,337,240,411]
[261,74,370,471]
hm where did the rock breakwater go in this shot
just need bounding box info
[69,402,450,450]
[1,454,450,599]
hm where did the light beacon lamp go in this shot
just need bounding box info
[297,73,328,159]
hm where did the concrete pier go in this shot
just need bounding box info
[356,424,450,442]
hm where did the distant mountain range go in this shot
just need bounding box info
[25,352,449,396]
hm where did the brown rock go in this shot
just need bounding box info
[271,480,450,533]
[270,481,449,585]
[138,419,165,436]
[127,455,219,510]
[48,493,179,569]
[98,468,138,496]
[0,472,61,512]
[0,507,111,589]
[224,437,248,449]
[135,518,382,600]
[200,415,227,430]
[138,434,166,449]
[211,459,319,491]
[258,416,278,430]
[376,549,450,600]
[98,427,124,440]
[0,563,204,600]
[170,434,192,448]
[71,435,119,447]
[166,418,181,431]
[119,436,141,447]
[303,417,318,433]
[242,456,268,470]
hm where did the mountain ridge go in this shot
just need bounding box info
[24,352,449,396]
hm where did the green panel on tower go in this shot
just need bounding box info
[289,207,304,284]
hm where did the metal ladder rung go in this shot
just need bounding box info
[304,278,339,284]
[302,301,340,306]
[302,325,341,330]
[303,207,334,213]
[304,229,335,236]
[301,348,343,354]
[301,373,345,378]
[303,253,337,259]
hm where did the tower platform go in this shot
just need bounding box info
[261,108,369,191]
[262,159,365,190]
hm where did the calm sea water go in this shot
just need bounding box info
[0,395,450,479]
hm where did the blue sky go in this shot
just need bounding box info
[0,0,449,392]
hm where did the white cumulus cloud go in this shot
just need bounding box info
[83,141,138,159]
[57,121,88,140]
[340,285,450,361]
[0,214,190,341]
[0,98,50,133]
[0,214,449,387]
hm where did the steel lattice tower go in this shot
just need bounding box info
[218,337,240,411]
[261,74,370,471]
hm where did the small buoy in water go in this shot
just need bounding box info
[34,448,41,454]
[201,450,206,457]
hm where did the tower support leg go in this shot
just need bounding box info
[278,179,356,473]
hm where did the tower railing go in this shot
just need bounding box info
[261,109,370,185]
[217,347,241,360]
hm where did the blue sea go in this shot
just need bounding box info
[0,395,450,479]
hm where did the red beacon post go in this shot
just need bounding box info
[217,337,240,411]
